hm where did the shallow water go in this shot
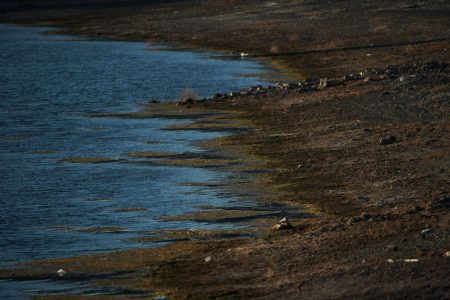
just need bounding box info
[0,24,274,298]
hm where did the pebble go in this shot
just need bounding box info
[204,256,212,262]
[56,269,66,277]
[420,228,433,235]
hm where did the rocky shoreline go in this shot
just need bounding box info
[182,61,448,105]
[0,0,449,299]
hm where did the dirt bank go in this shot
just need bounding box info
[1,0,450,77]
[0,1,449,299]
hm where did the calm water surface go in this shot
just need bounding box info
[0,24,274,298]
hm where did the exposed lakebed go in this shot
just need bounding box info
[0,24,282,297]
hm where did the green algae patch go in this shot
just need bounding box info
[130,228,258,243]
[47,225,127,234]
[161,111,255,133]
[155,158,237,168]
[162,122,249,132]
[77,227,126,234]
[86,102,223,120]
[0,238,246,299]
[114,207,149,213]
[31,149,58,154]
[58,157,119,164]
[159,209,280,224]
[87,197,113,202]
[125,151,181,158]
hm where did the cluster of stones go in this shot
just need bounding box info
[177,61,448,105]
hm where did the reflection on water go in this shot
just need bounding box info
[0,24,274,298]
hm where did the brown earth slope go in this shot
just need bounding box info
[0,1,449,299]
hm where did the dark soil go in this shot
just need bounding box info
[0,1,449,299]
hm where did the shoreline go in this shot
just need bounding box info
[0,1,449,298]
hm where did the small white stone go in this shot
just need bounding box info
[444,251,450,257]
[421,228,432,235]
[56,269,66,277]
[204,256,211,263]
[404,259,419,263]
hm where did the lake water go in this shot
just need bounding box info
[0,24,274,298]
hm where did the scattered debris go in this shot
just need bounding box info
[387,258,419,263]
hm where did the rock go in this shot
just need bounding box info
[348,213,390,224]
[364,74,387,82]
[423,61,442,70]
[363,68,382,75]
[421,228,433,235]
[56,269,66,277]
[272,217,293,230]
[318,78,343,89]
[444,251,450,257]
[379,136,397,145]
[397,75,416,83]
[204,256,212,262]
[342,73,359,81]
